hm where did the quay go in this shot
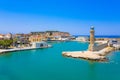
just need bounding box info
[0,46,51,53]
[0,47,36,53]
[62,51,106,61]
[62,47,115,62]
[0,42,52,53]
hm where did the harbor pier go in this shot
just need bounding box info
[62,46,115,62]
[62,27,116,62]
[62,51,107,61]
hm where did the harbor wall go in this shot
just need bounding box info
[94,43,108,51]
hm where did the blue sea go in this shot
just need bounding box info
[0,41,120,80]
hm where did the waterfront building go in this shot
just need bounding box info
[0,33,13,40]
[0,34,4,39]
[29,34,47,42]
[88,27,95,51]
[76,36,89,42]
[108,39,118,47]
[29,35,43,42]
[31,41,50,48]
[4,33,12,39]
[13,34,30,47]
[108,39,120,49]
[68,36,76,40]
[14,34,24,38]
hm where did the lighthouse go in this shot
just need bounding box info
[88,26,95,51]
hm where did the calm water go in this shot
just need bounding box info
[0,41,120,80]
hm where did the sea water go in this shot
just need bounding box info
[0,41,120,80]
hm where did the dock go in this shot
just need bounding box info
[62,47,115,62]
[62,51,107,61]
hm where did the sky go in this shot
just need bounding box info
[0,0,120,35]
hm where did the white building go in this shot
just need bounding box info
[0,33,12,39]
[76,37,89,42]
[4,33,12,39]
[31,41,51,48]
[108,40,120,49]
[0,34,4,39]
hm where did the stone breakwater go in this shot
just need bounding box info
[62,47,115,62]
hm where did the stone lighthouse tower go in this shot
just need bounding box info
[88,26,95,51]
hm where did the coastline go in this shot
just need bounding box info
[0,45,52,54]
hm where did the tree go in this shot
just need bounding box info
[0,39,13,49]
